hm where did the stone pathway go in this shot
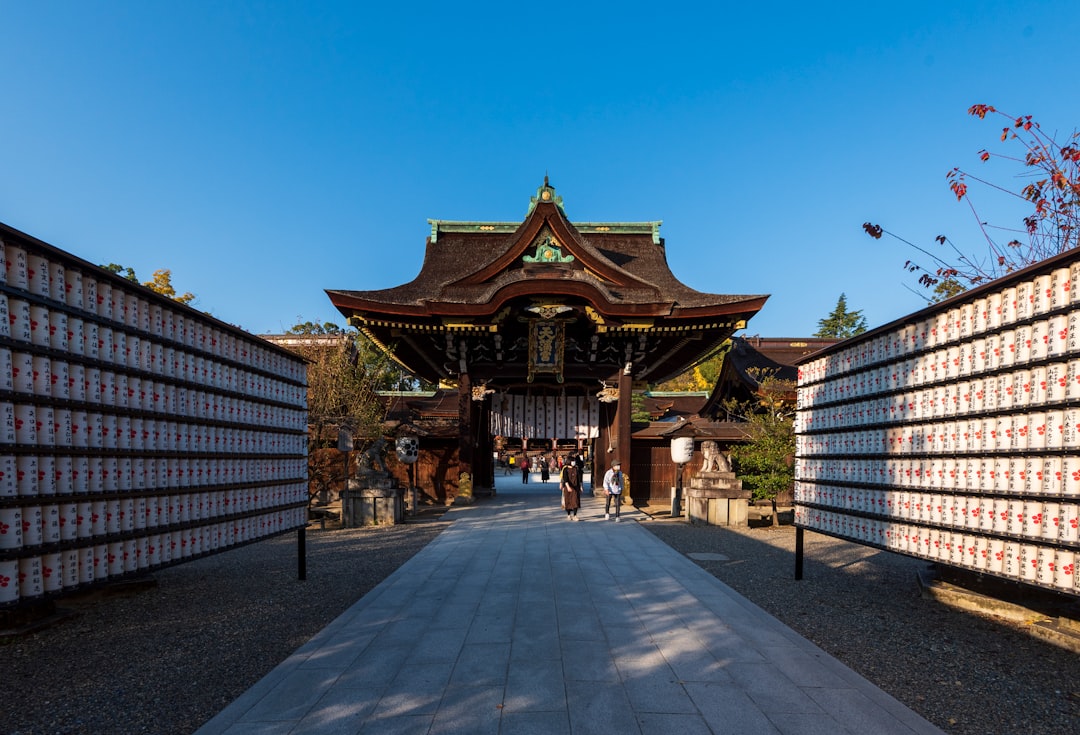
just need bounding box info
[196,494,944,735]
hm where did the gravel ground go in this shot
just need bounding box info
[0,511,449,735]
[1,502,1078,735]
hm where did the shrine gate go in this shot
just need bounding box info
[327,180,767,502]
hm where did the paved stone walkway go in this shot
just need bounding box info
[195,493,944,735]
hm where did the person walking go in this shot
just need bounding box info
[540,457,550,483]
[602,460,624,521]
[560,461,582,520]
[520,455,529,484]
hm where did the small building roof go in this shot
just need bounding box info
[701,335,840,416]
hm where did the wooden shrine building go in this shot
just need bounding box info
[326,180,767,502]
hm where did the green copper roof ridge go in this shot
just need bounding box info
[428,219,663,244]
[429,181,661,244]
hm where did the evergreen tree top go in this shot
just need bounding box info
[814,293,868,339]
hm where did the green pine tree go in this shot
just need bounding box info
[814,293,868,339]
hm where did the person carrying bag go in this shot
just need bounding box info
[602,461,624,521]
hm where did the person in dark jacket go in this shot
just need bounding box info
[560,462,582,520]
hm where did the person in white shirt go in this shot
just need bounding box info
[602,461,623,521]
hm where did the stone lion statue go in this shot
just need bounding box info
[700,440,731,473]
[359,437,389,474]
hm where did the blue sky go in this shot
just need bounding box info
[1,1,1077,339]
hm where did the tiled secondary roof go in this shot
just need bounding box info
[701,336,840,416]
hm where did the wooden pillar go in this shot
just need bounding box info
[456,372,475,503]
[614,363,633,487]
[474,394,491,489]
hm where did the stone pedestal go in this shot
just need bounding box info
[342,474,404,527]
[685,471,750,527]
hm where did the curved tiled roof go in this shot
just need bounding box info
[326,181,768,385]
[327,182,766,319]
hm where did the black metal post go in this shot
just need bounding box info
[409,463,416,513]
[298,525,307,581]
[794,526,804,580]
[671,464,683,517]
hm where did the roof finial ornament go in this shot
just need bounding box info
[528,175,565,215]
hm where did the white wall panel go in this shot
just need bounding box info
[797,256,1080,596]
[0,231,308,608]
[489,395,600,441]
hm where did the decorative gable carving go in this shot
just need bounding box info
[522,233,575,264]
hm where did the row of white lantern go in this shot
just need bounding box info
[796,411,1080,456]
[1,353,306,428]
[799,266,1080,383]
[0,455,307,498]
[1,404,304,455]
[794,483,1079,543]
[2,242,305,383]
[0,484,306,550]
[799,318,1080,405]
[795,506,1078,593]
[0,507,306,604]
[798,365,1080,430]
[0,300,305,405]
[795,455,1080,496]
